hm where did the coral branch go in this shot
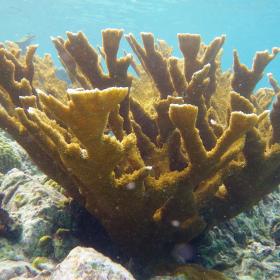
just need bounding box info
[232,48,279,99]
[125,32,175,99]
[0,29,279,260]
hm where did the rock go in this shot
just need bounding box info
[6,246,134,280]
[0,130,39,176]
[0,169,79,260]
[195,187,280,279]
[271,219,280,245]
[0,207,21,240]
[150,264,229,280]
[31,257,55,272]
[0,238,25,261]
[0,133,21,174]
[9,271,51,280]
[50,246,135,280]
[0,260,38,280]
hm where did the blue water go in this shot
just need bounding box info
[1,0,280,87]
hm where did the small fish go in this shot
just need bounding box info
[15,34,36,53]
[55,67,71,85]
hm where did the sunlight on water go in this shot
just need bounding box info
[1,0,280,78]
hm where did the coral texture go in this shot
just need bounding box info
[0,29,279,258]
[0,133,21,174]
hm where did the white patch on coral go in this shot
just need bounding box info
[126,182,136,190]
[80,149,88,159]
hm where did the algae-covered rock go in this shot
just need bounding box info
[0,190,22,240]
[196,187,280,280]
[0,238,25,262]
[271,218,280,245]
[50,246,135,280]
[0,133,21,174]
[0,130,39,176]
[31,256,55,272]
[0,208,21,240]
[150,264,229,280]
[0,169,79,260]
[5,247,135,280]
[0,260,38,280]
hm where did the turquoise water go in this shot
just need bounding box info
[1,0,280,85]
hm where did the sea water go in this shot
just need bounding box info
[1,0,280,85]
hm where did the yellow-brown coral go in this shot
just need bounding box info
[0,28,279,260]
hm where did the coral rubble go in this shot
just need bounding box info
[0,28,279,260]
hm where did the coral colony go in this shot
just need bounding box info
[0,29,279,259]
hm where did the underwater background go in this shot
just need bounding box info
[1,0,280,86]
